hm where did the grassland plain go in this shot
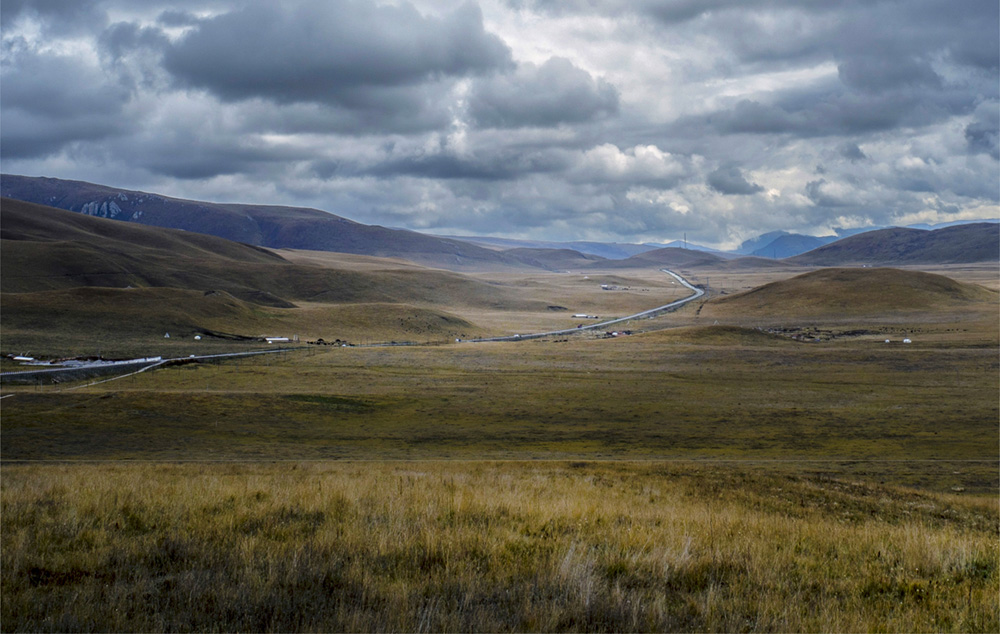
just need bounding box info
[1,462,996,632]
[2,264,998,631]
[3,332,998,479]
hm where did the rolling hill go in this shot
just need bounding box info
[0,175,533,271]
[1,198,539,307]
[1,198,550,347]
[788,223,999,265]
[704,267,997,318]
[500,247,607,271]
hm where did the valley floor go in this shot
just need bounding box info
[2,264,997,632]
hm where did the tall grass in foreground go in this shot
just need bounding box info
[2,462,997,632]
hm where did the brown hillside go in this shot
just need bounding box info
[1,289,482,347]
[0,287,268,339]
[502,247,607,271]
[705,267,997,317]
[0,198,534,311]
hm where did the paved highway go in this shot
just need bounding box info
[462,269,704,343]
[0,347,297,389]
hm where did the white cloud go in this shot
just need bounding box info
[572,144,687,184]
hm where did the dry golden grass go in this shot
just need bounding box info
[3,461,996,632]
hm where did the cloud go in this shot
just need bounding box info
[839,142,867,163]
[156,9,201,28]
[707,165,763,195]
[467,57,618,128]
[0,47,132,158]
[965,102,1000,159]
[805,178,859,208]
[571,144,687,186]
[162,1,511,106]
[1,0,107,36]
[1,0,997,247]
[836,56,942,94]
[370,146,569,181]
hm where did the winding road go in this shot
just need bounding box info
[462,268,704,343]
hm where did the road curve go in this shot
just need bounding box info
[462,269,704,343]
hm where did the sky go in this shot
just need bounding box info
[2,0,998,249]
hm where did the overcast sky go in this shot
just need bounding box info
[2,0,998,248]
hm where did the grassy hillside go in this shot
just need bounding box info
[2,288,482,357]
[501,247,607,271]
[0,198,547,308]
[0,198,546,353]
[705,267,998,318]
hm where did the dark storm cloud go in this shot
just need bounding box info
[805,179,852,208]
[0,48,131,158]
[965,104,1000,160]
[100,20,169,62]
[371,150,570,181]
[692,79,978,139]
[836,56,941,94]
[839,142,867,163]
[707,166,763,196]
[128,132,305,180]
[467,57,618,128]
[234,89,455,136]
[162,1,512,106]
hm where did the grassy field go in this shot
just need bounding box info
[2,262,998,631]
[3,330,997,486]
[2,461,996,632]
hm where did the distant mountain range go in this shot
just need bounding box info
[451,235,726,259]
[451,222,997,261]
[2,174,997,267]
[750,234,836,259]
[788,224,1000,266]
